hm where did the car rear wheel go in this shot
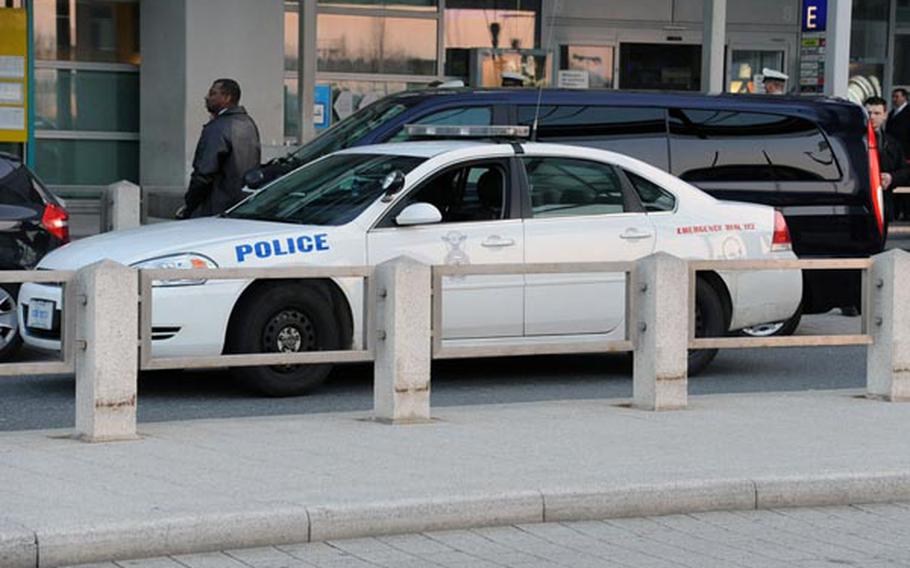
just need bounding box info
[227,282,339,397]
[738,304,802,337]
[688,280,725,376]
[0,284,22,361]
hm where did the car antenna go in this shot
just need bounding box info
[530,0,560,142]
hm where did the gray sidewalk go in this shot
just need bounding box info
[2,389,910,567]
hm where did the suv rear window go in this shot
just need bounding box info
[669,109,841,182]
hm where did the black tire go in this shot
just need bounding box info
[0,284,22,362]
[227,282,340,397]
[688,279,725,376]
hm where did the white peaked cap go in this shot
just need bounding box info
[762,68,789,81]
[501,71,526,81]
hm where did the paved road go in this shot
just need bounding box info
[66,503,910,568]
[0,313,867,431]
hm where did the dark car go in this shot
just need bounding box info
[0,152,69,360]
[249,88,882,322]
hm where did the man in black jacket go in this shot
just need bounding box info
[179,79,261,218]
[866,96,910,225]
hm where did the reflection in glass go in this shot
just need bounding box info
[34,0,140,64]
[316,14,437,75]
[318,0,436,10]
[728,50,784,94]
[35,69,139,132]
[559,46,614,88]
[895,35,910,85]
[619,43,701,91]
[669,109,840,182]
[445,9,535,49]
[35,139,138,185]
[851,0,889,61]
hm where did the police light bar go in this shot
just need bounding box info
[404,124,530,138]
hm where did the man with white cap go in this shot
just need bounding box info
[501,71,527,87]
[762,68,788,95]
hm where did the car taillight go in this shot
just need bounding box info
[867,120,885,237]
[41,203,69,243]
[771,210,792,252]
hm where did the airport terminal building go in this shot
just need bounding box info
[0,0,902,225]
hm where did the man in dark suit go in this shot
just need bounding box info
[886,88,910,219]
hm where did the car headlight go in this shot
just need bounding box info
[131,253,217,287]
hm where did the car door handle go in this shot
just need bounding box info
[481,236,516,248]
[619,229,654,240]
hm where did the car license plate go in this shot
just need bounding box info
[27,299,55,331]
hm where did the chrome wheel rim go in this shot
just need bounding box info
[0,287,18,351]
[741,321,786,337]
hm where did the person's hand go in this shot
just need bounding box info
[175,205,188,220]
[881,172,893,190]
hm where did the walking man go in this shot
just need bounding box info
[179,79,261,219]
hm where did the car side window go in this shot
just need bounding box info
[385,160,508,226]
[625,170,676,212]
[389,107,493,141]
[523,157,627,218]
[669,108,841,182]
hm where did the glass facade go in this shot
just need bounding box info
[30,0,140,194]
[283,0,541,142]
[849,0,889,103]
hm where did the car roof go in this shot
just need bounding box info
[381,87,859,119]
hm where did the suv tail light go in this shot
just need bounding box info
[771,210,792,252]
[867,120,885,237]
[41,203,69,243]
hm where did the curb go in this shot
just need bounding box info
[5,472,910,567]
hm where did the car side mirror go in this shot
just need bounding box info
[395,203,442,226]
[243,167,266,190]
[380,170,406,202]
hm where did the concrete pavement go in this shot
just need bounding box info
[1,389,909,567]
[64,504,910,567]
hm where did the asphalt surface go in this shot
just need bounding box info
[0,312,866,432]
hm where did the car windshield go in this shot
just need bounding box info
[226,153,425,225]
[289,98,415,165]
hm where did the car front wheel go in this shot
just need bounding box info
[228,282,340,396]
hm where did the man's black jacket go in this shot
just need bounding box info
[878,128,910,187]
[185,106,261,218]
[886,106,910,160]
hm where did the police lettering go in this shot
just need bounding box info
[235,233,330,262]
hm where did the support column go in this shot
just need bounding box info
[633,253,689,411]
[298,0,317,144]
[74,260,139,442]
[701,0,727,94]
[824,0,852,98]
[373,256,432,423]
[867,250,910,402]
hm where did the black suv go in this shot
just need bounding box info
[249,88,882,317]
[0,152,69,360]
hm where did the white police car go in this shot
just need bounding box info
[19,134,801,395]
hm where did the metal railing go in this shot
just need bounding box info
[0,270,76,376]
[687,258,874,349]
[138,265,375,371]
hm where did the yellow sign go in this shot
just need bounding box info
[0,8,28,143]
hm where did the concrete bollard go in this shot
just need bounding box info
[633,252,689,410]
[74,260,139,441]
[102,180,141,232]
[867,249,910,402]
[373,256,432,423]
